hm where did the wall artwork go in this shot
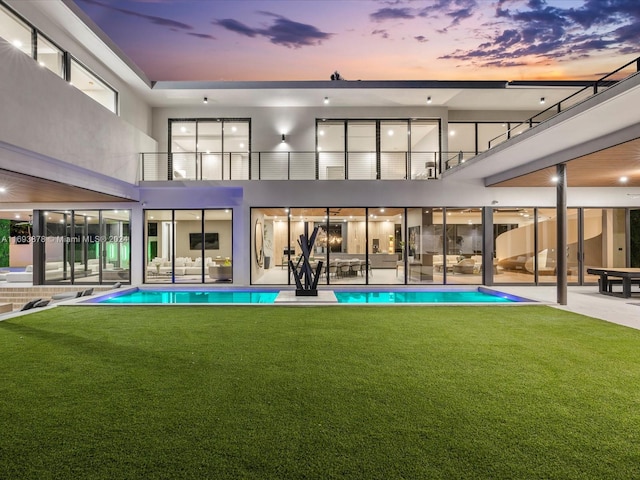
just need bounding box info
[189,232,219,250]
[408,226,420,260]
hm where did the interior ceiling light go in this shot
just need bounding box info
[281,133,286,142]
[426,96,432,104]
[203,97,208,104]
[323,96,330,104]
[540,97,546,104]
[551,176,559,183]
[620,176,629,183]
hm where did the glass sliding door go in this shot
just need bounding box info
[42,209,128,285]
[583,208,626,284]
[446,208,483,285]
[145,209,232,284]
[174,210,203,283]
[204,209,233,284]
[170,119,250,180]
[369,208,404,284]
[329,208,366,285]
[288,208,328,285]
[225,121,250,180]
[145,210,173,284]
[318,121,345,179]
[252,207,289,285]
[348,122,376,179]
[199,121,223,180]
[380,121,408,179]
[493,208,535,284]
[410,120,440,179]
[44,211,70,283]
[406,207,442,284]
[71,211,99,284]
[102,210,130,284]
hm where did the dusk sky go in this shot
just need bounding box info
[75,0,640,82]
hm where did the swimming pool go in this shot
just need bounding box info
[334,290,518,303]
[93,287,528,305]
[98,290,279,304]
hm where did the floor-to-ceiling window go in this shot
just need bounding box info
[317,119,440,180]
[170,119,250,180]
[328,208,367,285]
[252,207,404,285]
[369,208,404,284]
[145,209,232,284]
[41,209,130,285]
[445,208,483,285]
[493,208,536,284]
[583,208,626,283]
[406,207,443,284]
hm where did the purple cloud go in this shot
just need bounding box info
[372,29,390,39]
[439,0,640,69]
[214,12,332,48]
[187,33,216,40]
[414,35,428,43]
[78,0,193,31]
[214,19,257,38]
[370,8,415,21]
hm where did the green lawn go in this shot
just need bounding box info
[1,305,640,479]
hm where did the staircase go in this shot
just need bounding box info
[0,286,114,312]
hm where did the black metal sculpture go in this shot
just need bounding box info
[290,223,323,296]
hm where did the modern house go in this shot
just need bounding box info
[1,0,640,303]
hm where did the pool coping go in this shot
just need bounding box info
[67,285,541,306]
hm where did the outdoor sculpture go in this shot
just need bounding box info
[290,224,323,296]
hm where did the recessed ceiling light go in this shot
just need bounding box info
[450,131,456,136]
[387,130,394,136]
[551,176,559,183]
[323,96,329,104]
[203,97,208,104]
[620,176,629,183]
[426,96,432,104]
[540,97,546,104]
[12,39,22,48]
[180,127,187,133]
[0,187,6,193]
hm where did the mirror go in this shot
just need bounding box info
[255,219,264,267]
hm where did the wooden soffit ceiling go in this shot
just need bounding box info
[0,169,134,203]
[491,137,640,187]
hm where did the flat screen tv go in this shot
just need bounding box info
[189,232,219,250]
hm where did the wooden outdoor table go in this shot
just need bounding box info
[586,268,640,298]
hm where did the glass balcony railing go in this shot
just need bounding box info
[140,151,442,181]
[485,57,640,152]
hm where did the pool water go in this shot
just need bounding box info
[100,290,279,304]
[96,288,523,305]
[334,290,515,303]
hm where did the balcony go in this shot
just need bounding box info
[140,151,442,181]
